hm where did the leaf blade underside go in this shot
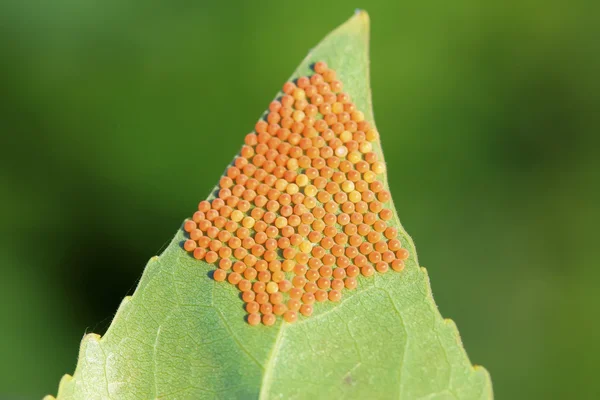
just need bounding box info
[49,11,493,400]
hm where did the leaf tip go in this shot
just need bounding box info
[346,9,370,35]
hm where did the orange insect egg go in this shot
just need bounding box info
[322,254,335,266]
[375,261,389,274]
[307,257,322,270]
[265,226,279,238]
[311,245,326,259]
[283,81,296,95]
[370,181,384,194]
[285,216,299,229]
[278,279,292,292]
[363,213,377,226]
[246,255,259,268]
[317,83,331,96]
[192,211,205,224]
[346,265,360,278]
[323,226,337,239]
[296,252,310,266]
[190,229,203,241]
[184,239,197,252]
[307,230,321,243]
[337,213,350,225]
[294,264,307,276]
[317,277,331,290]
[262,313,276,326]
[227,272,242,285]
[331,244,344,257]
[219,258,232,270]
[295,98,308,111]
[311,157,325,170]
[317,264,332,277]
[193,247,206,260]
[252,282,266,295]
[396,248,410,260]
[361,265,375,277]
[292,276,307,288]
[233,247,247,261]
[313,176,327,189]
[213,269,227,282]
[284,310,298,323]
[260,303,273,315]
[304,196,317,210]
[344,103,358,112]
[323,213,336,226]
[332,267,346,280]
[344,277,358,290]
[368,251,382,264]
[359,242,373,255]
[358,141,373,154]
[301,292,316,305]
[310,290,326,303]
[305,103,318,117]
[380,209,393,221]
[324,201,338,214]
[242,290,255,303]
[334,233,349,246]
[331,279,344,291]
[265,281,279,294]
[322,68,336,82]
[248,313,261,326]
[311,94,325,107]
[313,61,328,74]
[328,290,341,302]
[296,76,310,89]
[289,288,303,302]
[298,304,313,317]
[330,80,343,92]
[337,112,351,124]
[367,231,381,244]
[365,128,379,141]
[233,261,247,274]
[290,234,303,246]
[345,121,358,133]
[273,303,287,316]
[306,270,319,282]
[205,251,218,264]
[382,251,395,263]
[301,282,316,294]
[241,266,257,281]
[336,256,350,269]
[267,292,282,306]
[238,279,252,292]
[373,220,387,233]
[391,259,405,272]
[198,200,211,213]
[256,292,269,305]
[206,227,220,240]
[343,222,357,235]
[388,239,401,251]
[369,201,383,213]
[197,236,211,249]
[184,220,197,234]
[344,246,359,259]
[311,219,325,233]
[321,92,337,105]
[354,255,368,268]
[349,234,363,247]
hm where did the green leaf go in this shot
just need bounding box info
[48,11,492,400]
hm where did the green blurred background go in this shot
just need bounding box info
[1,1,599,398]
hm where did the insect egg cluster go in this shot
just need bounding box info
[183,61,409,325]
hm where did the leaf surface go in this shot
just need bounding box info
[49,11,492,400]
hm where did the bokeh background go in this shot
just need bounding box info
[1,1,599,399]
